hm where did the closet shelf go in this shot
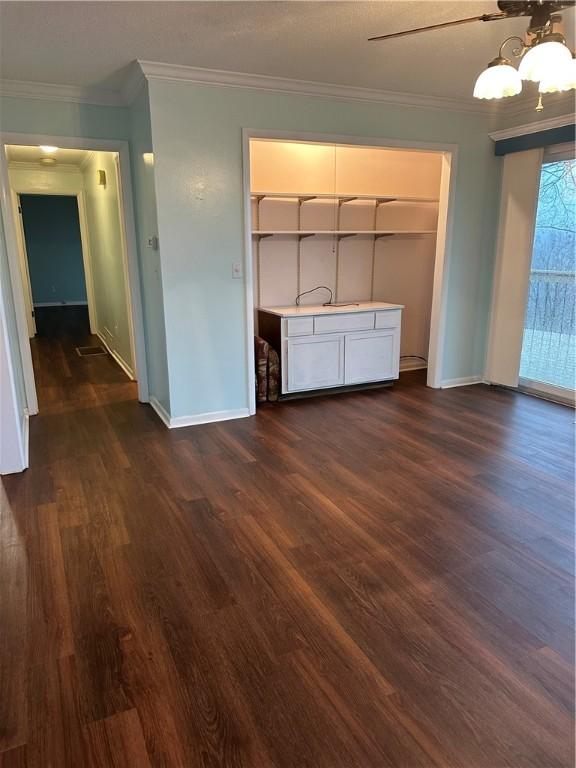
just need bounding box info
[253,230,437,238]
[252,192,439,204]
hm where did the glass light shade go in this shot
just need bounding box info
[519,40,572,82]
[538,55,576,93]
[473,62,522,99]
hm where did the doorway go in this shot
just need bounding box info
[243,131,456,410]
[18,193,90,339]
[519,144,575,403]
[0,137,149,427]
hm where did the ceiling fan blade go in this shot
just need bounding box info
[368,13,508,42]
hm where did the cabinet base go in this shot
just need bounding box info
[279,380,395,401]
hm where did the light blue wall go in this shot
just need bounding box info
[147,80,503,417]
[20,194,87,305]
[129,85,170,411]
[0,94,131,140]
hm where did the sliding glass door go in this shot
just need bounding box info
[519,146,575,402]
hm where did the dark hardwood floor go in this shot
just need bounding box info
[1,327,574,767]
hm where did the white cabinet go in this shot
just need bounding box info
[258,302,403,396]
[344,330,399,384]
[287,334,344,392]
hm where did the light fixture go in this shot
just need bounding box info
[472,15,576,109]
[39,145,58,154]
[538,52,576,92]
[518,32,573,81]
[473,56,523,99]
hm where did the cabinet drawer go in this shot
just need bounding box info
[286,316,313,336]
[314,312,375,334]
[375,310,402,329]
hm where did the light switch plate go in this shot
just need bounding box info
[232,262,243,279]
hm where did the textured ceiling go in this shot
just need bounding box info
[0,1,574,100]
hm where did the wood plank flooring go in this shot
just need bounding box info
[1,327,574,767]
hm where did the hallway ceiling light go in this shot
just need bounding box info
[39,145,58,154]
[368,1,576,111]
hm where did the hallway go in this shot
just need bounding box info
[0,336,574,766]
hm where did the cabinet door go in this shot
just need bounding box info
[344,330,399,385]
[287,334,344,392]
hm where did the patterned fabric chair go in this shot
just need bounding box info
[255,336,280,402]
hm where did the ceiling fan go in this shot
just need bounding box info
[368,1,576,107]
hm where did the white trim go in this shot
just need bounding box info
[34,301,88,307]
[501,91,576,121]
[96,330,135,381]
[441,375,483,389]
[1,63,574,121]
[0,132,150,416]
[150,398,250,429]
[139,60,494,115]
[427,150,456,389]
[11,191,35,337]
[242,129,457,400]
[0,140,39,414]
[149,396,171,427]
[0,78,124,106]
[489,114,575,142]
[170,408,251,429]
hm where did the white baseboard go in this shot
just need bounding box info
[34,301,88,307]
[96,331,135,381]
[149,396,171,427]
[149,398,251,429]
[441,375,483,389]
[22,408,29,469]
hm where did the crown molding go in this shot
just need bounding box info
[0,78,125,107]
[489,113,575,141]
[500,90,576,120]
[137,60,497,115]
[8,160,82,174]
[121,64,147,104]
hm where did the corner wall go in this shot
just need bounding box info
[128,84,170,412]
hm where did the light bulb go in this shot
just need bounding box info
[39,145,58,154]
[473,58,522,99]
[539,54,576,93]
[519,38,572,82]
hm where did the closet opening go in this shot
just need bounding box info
[244,135,454,409]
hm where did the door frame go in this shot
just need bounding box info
[0,133,150,416]
[13,189,98,337]
[241,129,458,414]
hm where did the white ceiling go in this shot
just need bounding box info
[6,145,90,166]
[0,1,574,101]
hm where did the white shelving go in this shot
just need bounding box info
[253,230,437,238]
[249,141,442,366]
[251,192,439,204]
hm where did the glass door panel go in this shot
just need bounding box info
[519,154,576,398]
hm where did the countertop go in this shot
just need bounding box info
[259,301,404,318]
